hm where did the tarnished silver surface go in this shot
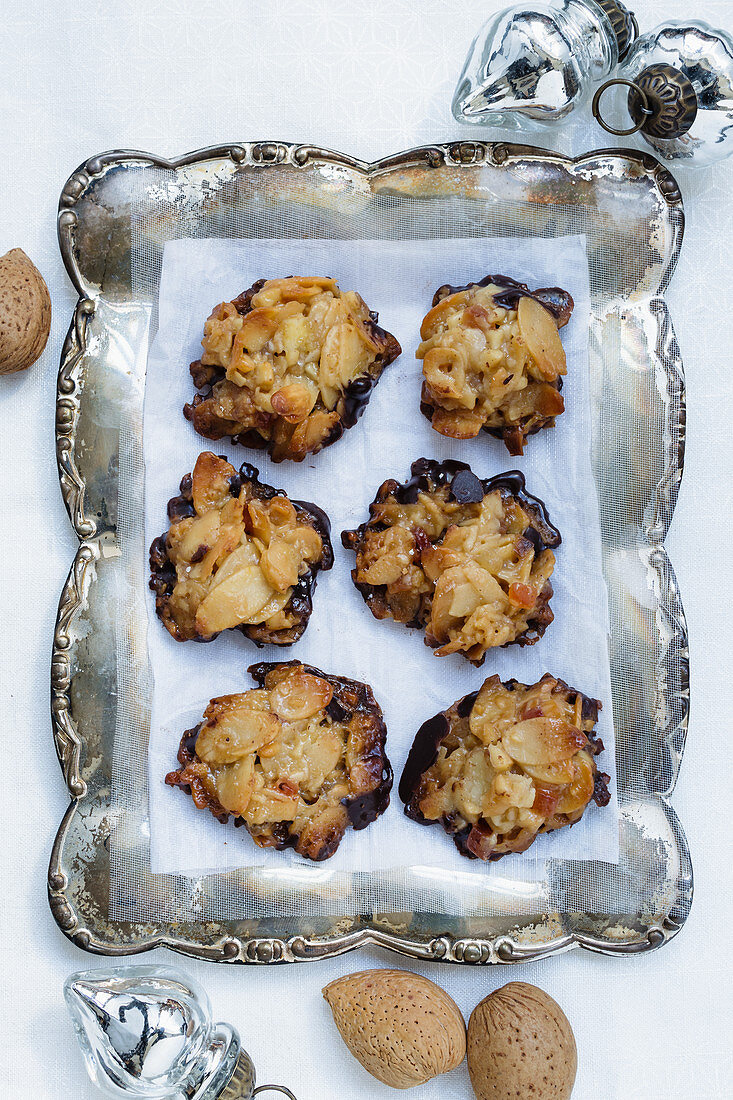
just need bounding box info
[64,964,293,1098]
[50,140,691,963]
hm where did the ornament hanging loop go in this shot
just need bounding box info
[592,78,651,135]
[252,1088,298,1099]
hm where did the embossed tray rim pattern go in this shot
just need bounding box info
[50,140,691,964]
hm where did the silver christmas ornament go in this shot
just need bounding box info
[593,21,733,167]
[64,965,296,1099]
[452,0,638,130]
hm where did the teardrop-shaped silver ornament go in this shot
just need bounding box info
[64,965,295,1099]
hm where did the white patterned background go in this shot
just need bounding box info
[1,2,731,1097]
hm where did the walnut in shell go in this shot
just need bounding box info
[417,275,573,456]
[0,248,52,374]
[184,276,401,462]
[468,982,577,1100]
[323,969,466,1088]
[400,673,610,861]
[149,451,333,645]
[165,662,392,861]
[341,458,560,665]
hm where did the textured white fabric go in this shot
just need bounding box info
[1,1,731,1098]
[145,234,619,878]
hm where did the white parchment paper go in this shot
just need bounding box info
[144,235,619,876]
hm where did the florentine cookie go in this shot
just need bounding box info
[165,661,393,861]
[184,276,401,461]
[342,458,560,665]
[399,673,610,861]
[417,275,573,455]
[149,451,333,645]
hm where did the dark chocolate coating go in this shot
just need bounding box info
[432,274,574,328]
[398,710,451,809]
[343,778,393,831]
[344,458,561,551]
[448,468,485,504]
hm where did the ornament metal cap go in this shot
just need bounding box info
[592,0,638,61]
[592,20,733,165]
[64,965,296,1100]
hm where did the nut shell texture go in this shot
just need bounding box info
[0,248,51,374]
[467,982,577,1100]
[323,969,466,1088]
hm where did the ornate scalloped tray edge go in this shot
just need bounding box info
[49,140,692,963]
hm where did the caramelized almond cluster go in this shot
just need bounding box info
[399,674,610,860]
[165,662,393,861]
[149,452,333,645]
[417,276,573,456]
[342,460,560,665]
[184,276,401,462]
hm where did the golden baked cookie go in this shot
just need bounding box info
[400,673,609,861]
[185,276,401,461]
[166,661,392,862]
[417,275,573,455]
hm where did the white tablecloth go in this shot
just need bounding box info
[1,2,731,1097]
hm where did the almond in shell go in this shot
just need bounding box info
[0,248,51,374]
[467,981,577,1100]
[323,968,466,1089]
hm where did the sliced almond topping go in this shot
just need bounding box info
[196,703,282,763]
[430,406,483,439]
[300,727,343,791]
[246,498,272,543]
[419,291,467,338]
[320,322,369,394]
[260,539,300,591]
[285,409,339,459]
[419,543,464,583]
[556,751,595,815]
[177,510,221,564]
[192,452,235,515]
[237,307,283,353]
[267,496,298,528]
[246,787,300,824]
[422,346,471,405]
[214,756,256,815]
[270,671,334,722]
[207,541,259,590]
[227,327,256,380]
[524,760,576,786]
[195,565,276,634]
[253,275,336,307]
[271,382,317,423]
[284,524,323,564]
[517,295,566,380]
[502,717,588,767]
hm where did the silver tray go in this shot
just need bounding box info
[50,141,691,964]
